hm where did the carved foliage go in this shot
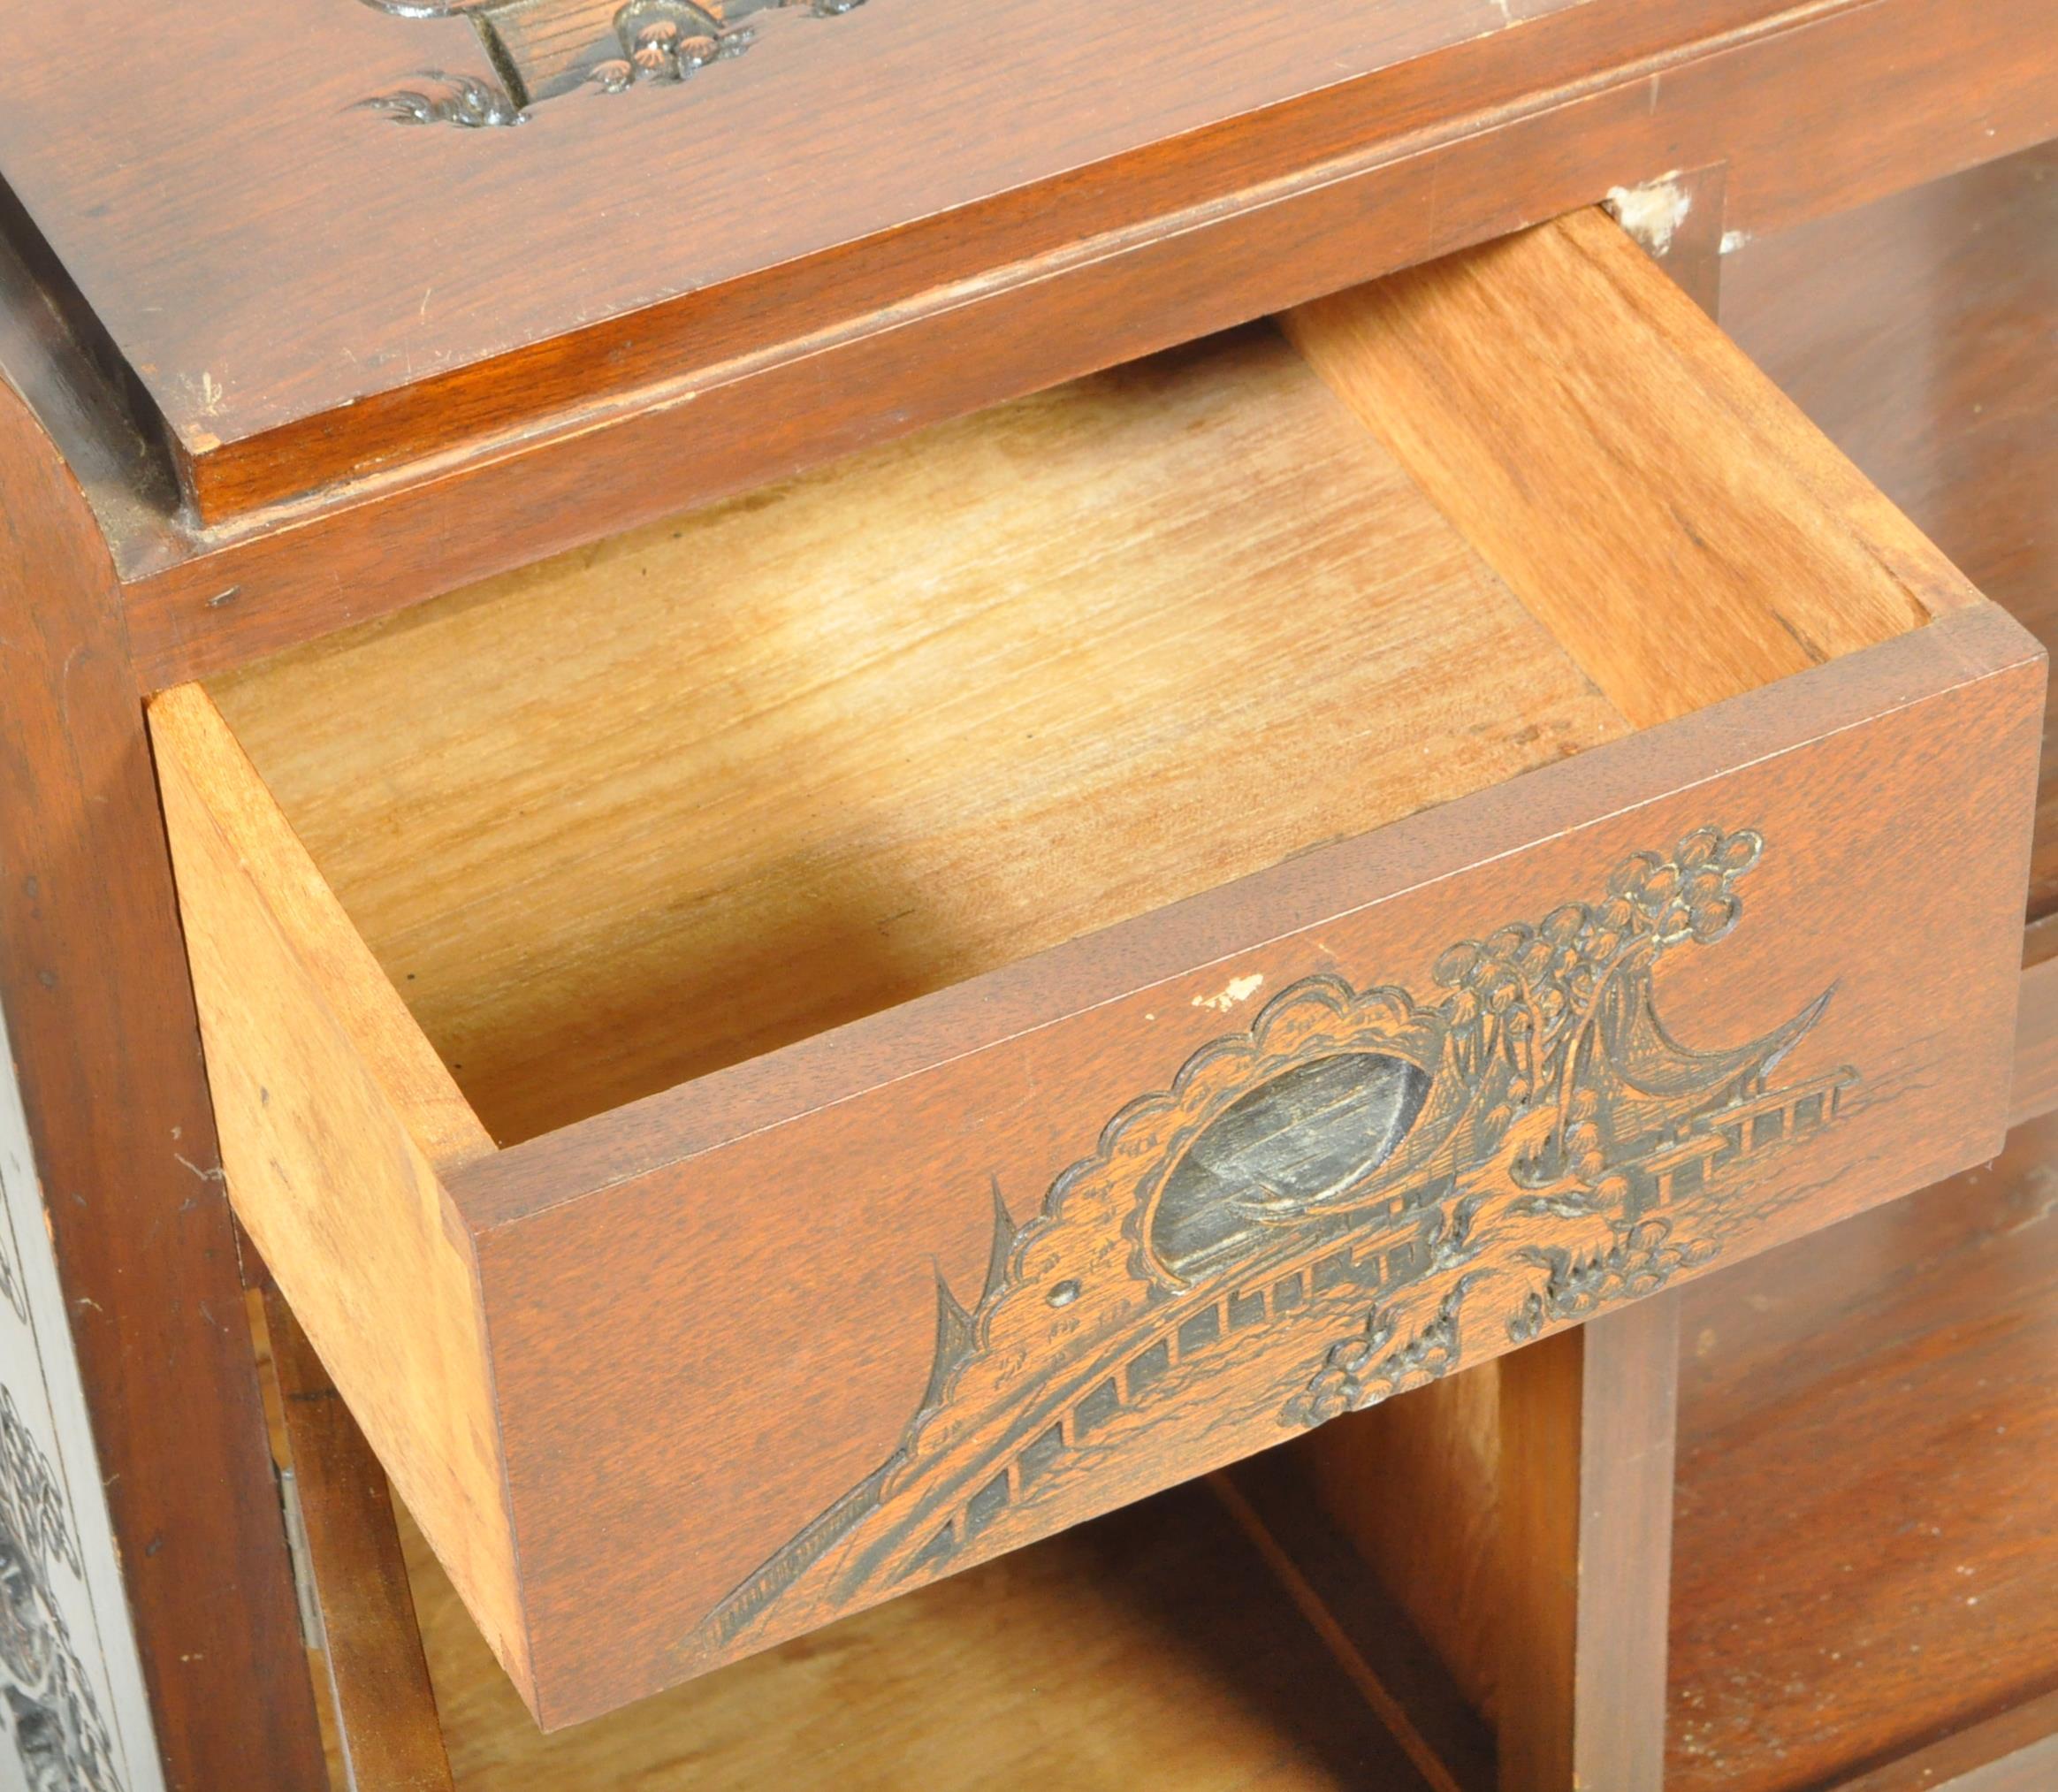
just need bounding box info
[690,827,1856,1659]
[0,1389,120,1789]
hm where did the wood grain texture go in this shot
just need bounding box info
[148,684,525,1698]
[209,324,1624,1145]
[1213,1457,1496,1792]
[60,0,2057,688]
[0,376,327,1786]
[2010,930,2058,1128]
[1281,208,1969,729]
[0,0,1597,513]
[404,1480,1435,1792]
[261,1289,454,1792]
[1669,1112,2058,1791]
[1498,1295,1679,1792]
[461,606,2037,1724]
[1291,1053,1682,1792]
[1271,193,1718,1792]
[1829,1691,2058,1792]
[1721,140,2058,922]
[1494,1331,1585,1792]
[156,304,2041,1720]
[1456,1306,1686,1792]
[1286,1371,1505,1733]
[156,224,2041,1720]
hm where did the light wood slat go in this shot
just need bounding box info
[1494,1296,1681,1792]
[1282,207,1975,731]
[1213,1457,1496,1792]
[1828,1689,2058,1790]
[262,1290,454,1792]
[149,685,527,1703]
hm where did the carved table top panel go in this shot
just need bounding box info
[0,0,1663,519]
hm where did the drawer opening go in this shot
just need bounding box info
[170,210,1961,1154]
[149,207,2014,1727]
[189,316,1639,1153]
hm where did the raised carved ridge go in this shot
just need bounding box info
[690,827,1856,1660]
[0,1386,121,1788]
[359,0,866,126]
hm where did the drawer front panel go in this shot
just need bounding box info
[459,606,2040,1724]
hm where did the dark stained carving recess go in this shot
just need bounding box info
[691,827,1856,1659]
[0,1390,121,1789]
[359,0,865,126]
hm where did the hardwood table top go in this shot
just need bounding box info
[0,0,2054,690]
[0,0,1574,521]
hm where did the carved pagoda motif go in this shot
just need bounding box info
[690,826,1856,1660]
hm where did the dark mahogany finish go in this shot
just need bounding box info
[0,376,325,1788]
[0,0,2047,698]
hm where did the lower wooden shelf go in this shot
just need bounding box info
[1667,1111,2058,1790]
[370,1105,2058,1792]
[398,1476,1432,1792]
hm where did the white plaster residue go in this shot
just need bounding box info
[1605,172,1693,256]
[1719,228,1753,256]
[1193,972,1264,1013]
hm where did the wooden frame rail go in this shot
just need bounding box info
[0,0,2050,698]
[257,1288,453,1792]
[0,8,2049,1781]
[1826,1690,2058,1792]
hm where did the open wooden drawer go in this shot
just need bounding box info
[149,210,2041,1730]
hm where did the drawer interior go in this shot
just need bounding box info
[202,321,1625,1147]
[183,209,1958,1152]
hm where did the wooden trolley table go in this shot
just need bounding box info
[0,4,2054,1788]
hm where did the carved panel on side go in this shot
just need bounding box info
[698,827,1846,1658]
[0,994,164,1790]
[359,0,867,125]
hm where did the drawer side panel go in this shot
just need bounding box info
[148,688,530,1701]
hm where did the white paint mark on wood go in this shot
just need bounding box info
[1193,972,1264,1013]
[1605,172,1693,256]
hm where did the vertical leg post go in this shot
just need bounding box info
[1496,1295,1681,1792]
[0,372,328,1787]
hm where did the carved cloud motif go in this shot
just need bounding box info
[688,826,1856,1664]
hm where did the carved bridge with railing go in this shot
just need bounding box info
[686,827,1861,1665]
[858,1059,1856,1598]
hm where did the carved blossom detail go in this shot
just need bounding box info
[0,1389,120,1788]
[685,827,1856,1660]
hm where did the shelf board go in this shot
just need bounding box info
[1668,1110,2058,1790]
[402,1475,1433,1791]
